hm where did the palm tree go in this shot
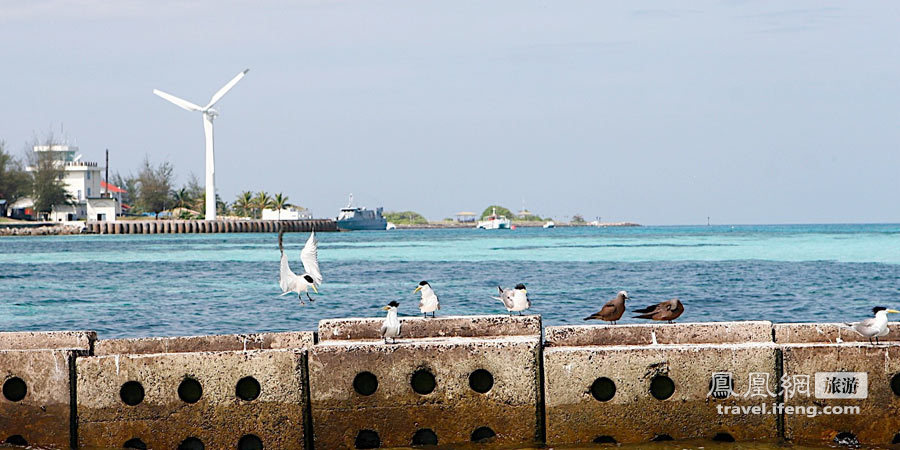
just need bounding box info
[253,191,273,219]
[172,188,193,211]
[272,193,290,220]
[233,191,253,217]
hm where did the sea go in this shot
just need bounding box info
[1,224,899,339]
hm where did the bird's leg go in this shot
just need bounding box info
[307,292,314,302]
[298,293,305,306]
[869,337,873,345]
[423,313,427,318]
[432,312,436,318]
[876,336,881,345]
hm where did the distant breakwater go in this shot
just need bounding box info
[85,219,338,234]
[395,221,641,229]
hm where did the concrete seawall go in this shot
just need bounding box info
[3,320,899,448]
[84,219,338,235]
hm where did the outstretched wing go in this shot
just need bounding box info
[499,289,515,309]
[279,249,297,293]
[300,231,323,285]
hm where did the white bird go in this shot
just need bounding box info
[414,281,440,318]
[278,230,322,304]
[846,306,900,344]
[152,69,249,220]
[493,283,530,315]
[380,301,401,344]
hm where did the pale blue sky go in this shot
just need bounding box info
[1,1,897,224]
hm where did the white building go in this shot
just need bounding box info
[262,206,312,220]
[26,145,119,222]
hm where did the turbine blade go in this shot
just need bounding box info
[205,69,249,109]
[153,89,202,112]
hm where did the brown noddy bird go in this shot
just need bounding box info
[633,298,684,323]
[583,291,629,324]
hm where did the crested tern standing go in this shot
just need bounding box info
[278,230,323,304]
[584,291,629,324]
[633,298,684,323]
[493,284,530,316]
[846,306,900,344]
[414,281,440,318]
[381,301,401,344]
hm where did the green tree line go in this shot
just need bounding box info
[0,135,302,220]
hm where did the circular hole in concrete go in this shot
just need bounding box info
[470,427,496,443]
[593,435,617,444]
[649,375,675,400]
[178,437,204,450]
[178,377,203,404]
[238,434,263,450]
[712,432,735,442]
[411,369,436,395]
[355,430,380,449]
[2,377,27,402]
[651,434,674,441]
[3,435,27,446]
[891,373,900,396]
[235,376,260,401]
[834,432,859,447]
[411,428,438,446]
[124,438,147,449]
[469,369,494,394]
[120,381,145,406]
[353,371,378,396]
[590,377,616,402]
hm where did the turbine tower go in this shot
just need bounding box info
[153,69,249,220]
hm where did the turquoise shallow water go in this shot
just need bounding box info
[1,224,899,339]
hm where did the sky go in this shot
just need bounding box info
[1,0,898,225]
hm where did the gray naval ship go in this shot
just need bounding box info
[335,194,387,231]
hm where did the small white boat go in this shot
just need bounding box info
[385,222,397,230]
[476,208,511,229]
[543,221,555,229]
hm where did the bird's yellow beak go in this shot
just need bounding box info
[888,309,900,314]
[414,286,422,294]
[311,285,318,294]
[523,289,527,295]
[382,306,391,311]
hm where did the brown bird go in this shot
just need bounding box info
[633,298,684,323]
[583,291,629,324]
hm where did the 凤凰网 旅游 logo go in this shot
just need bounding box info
[707,371,867,400]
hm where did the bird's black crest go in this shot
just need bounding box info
[418,281,429,286]
[515,283,526,290]
[873,306,887,314]
[388,301,400,307]
[303,275,315,283]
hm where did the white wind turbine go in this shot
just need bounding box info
[153,69,249,220]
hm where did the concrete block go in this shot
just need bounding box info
[780,341,900,446]
[0,331,95,351]
[0,349,81,449]
[775,322,900,344]
[95,331,315,356]
[319,314,541,341]
[546,321,774,347]
[543,322,778,445]
[309,315,542,448]
[76,348,308,449]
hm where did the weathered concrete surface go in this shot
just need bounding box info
[76,349,308,449]
[780,342,900,446]
[775,322,900,344]
[0,330,95,351]
[95,330,315,355]
[309,336,542,448]
[0,349,80,449]
[319,314,541,341]
[545,321,773,347]
[544,322,778,445]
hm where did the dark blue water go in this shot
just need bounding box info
[1,225,899,338]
